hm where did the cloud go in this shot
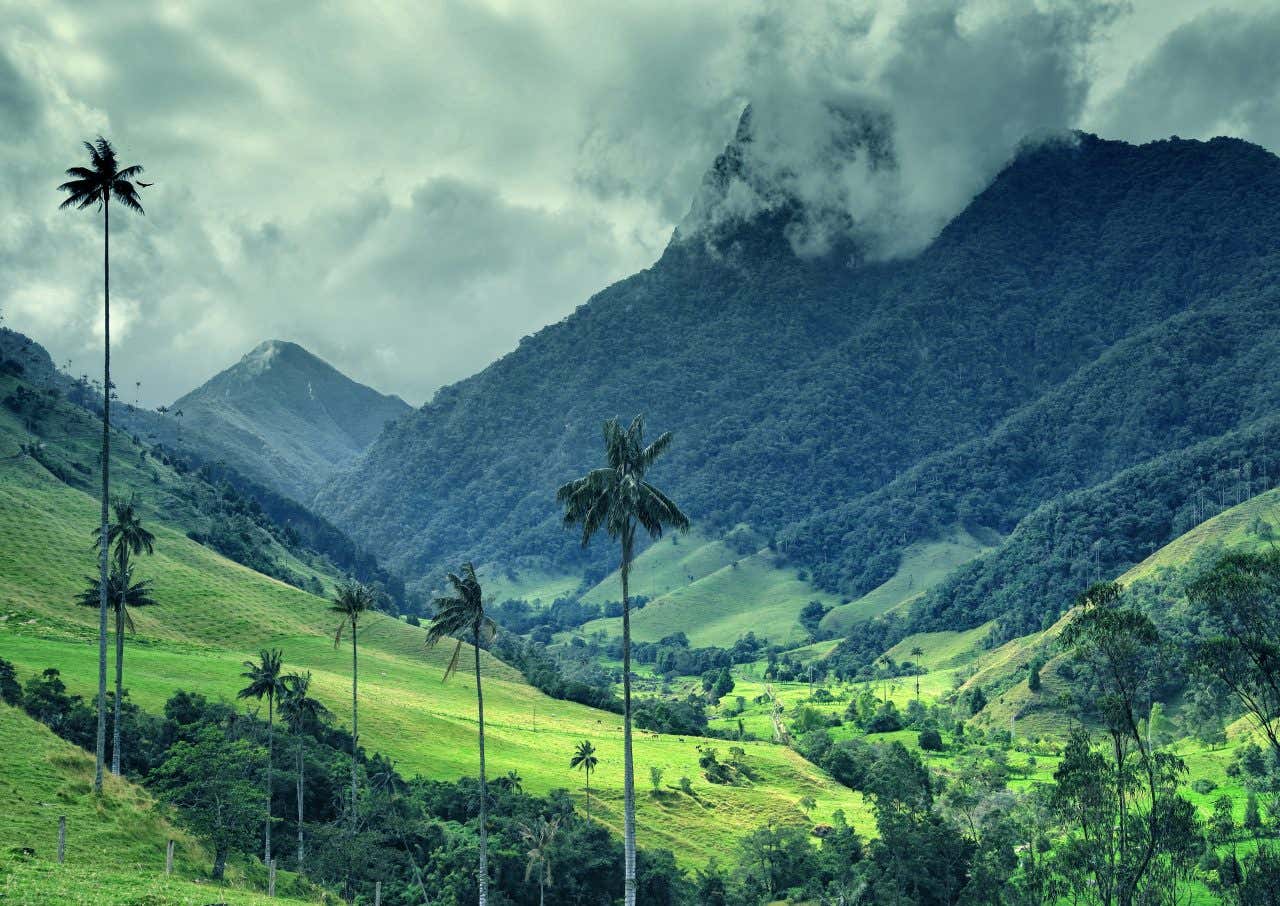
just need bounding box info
[1091,7,1280,153]
[0,0,1277,406]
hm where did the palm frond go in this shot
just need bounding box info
[442,638,464,682]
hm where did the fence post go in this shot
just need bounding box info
[375,880,382,906]
[268,858,277,897]
[57,816,66,863]
[165,839,174,876]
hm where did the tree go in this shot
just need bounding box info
[1054,582,1200,906]
[57,137,146,794]
[557,415,689,906]
[519,814,562,906]
[280,670,329,872]
[331,579,376,822]
[911,646,925,699]
[151,725,265,880]
[1210,795,1236,845]
[238,648,286,865]
[427,562,498,906]
[570,740,599,820]
[91,496,155,777]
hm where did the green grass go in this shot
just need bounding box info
[576,543,841,648]
[0,704,319,904]
[821,529,994,633]
[0,390,868,869]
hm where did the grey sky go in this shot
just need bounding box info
[1,0,1277,406]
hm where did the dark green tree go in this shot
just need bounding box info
[151,725,266,880]
[57,138,146,793]
[558,415,689,906]
[426,562,497,906]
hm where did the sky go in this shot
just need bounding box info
[2,0,1279,407]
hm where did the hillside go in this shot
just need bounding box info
[0,381,867,867]
[315,127,1280,633]
[0,704,311,904]
[165,340,410,503]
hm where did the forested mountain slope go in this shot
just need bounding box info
[316,127,1280,609]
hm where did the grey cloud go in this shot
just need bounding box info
[1092,7,1280,152]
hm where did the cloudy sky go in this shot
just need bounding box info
[2,0,1279,406]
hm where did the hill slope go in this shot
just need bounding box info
[167,340,410,503]
[0,380,866,866]
[315,127,1280,622]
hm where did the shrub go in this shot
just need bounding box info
[918,728,944,751]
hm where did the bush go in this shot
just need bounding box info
[918,728,944,751]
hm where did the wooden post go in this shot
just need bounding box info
[374,880,382,906]
[165,839,174,876]
[268,858,277,897]
[57,815,66,863]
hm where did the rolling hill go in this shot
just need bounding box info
[0,367,867,867]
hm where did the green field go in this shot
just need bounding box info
[0,393,867,870]
[0,703,319,904]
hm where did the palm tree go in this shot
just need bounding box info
[92,496,155,776]
[57,137,146,793]
[239,648,287,865]
[519,815,562,906]
[331,579,376,824]
[280,671,330,872]
[76,563,155,776]
[426,562,497,906]
[569,740,599,820]
[910,646,925,699]
[495,769,524,794]
[557,415,689,906]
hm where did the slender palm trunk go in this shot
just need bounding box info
[296,739,305,870]
[475,631,489,906]
[265,695,273,864]
[95,199,111,794]
[620,530,637,906]
[585,768,590,821]
[112,601,123,775]
[350,619,359,826]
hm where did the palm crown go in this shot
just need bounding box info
[557,415,690,552]
[76,564,155,631]
[94,496,155,572]
[58,138,145,214]
[570,740,598,774]
[238,648,287,706]
[280,671,330,729]
[426,562,497,680]
[331,580,376,645]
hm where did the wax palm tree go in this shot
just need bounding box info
[558,415,689,906]
[92,496,155,776]
[495,770,524,794]
[332,579,376,823]
[910,646,925,699]
[57,137,146,793]
[239,648,287,865]
[426,562,497,906]
[519,814,562,906]
[569,740,599,820]
[280,671,329,872]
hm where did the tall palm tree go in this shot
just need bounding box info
[57,137,146,793]
[239,648,287,865]
[557,415,689,906]
[426,562,497,906]
[76,563,155,774]
[569,740,599,820]
[331,579,376,824]
[280,671,330,872]
[910,646,925,700]
[519,814,562,906]
[92,496,155,776]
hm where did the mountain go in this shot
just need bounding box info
[167,340,410,503]
[315,124,1280,638]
